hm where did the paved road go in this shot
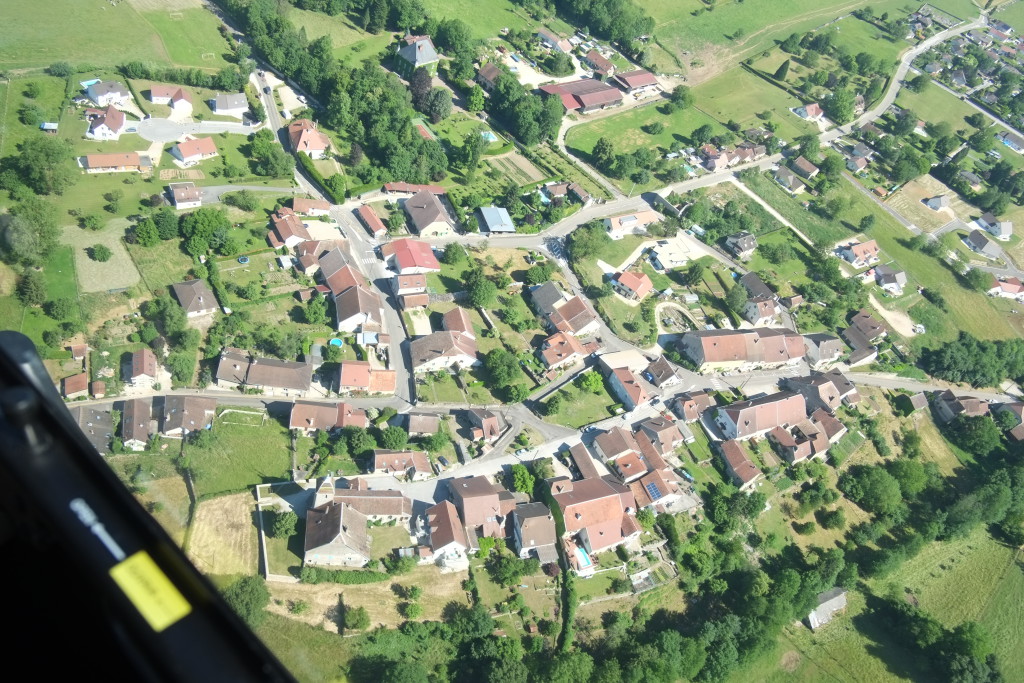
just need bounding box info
[137,117,257,143]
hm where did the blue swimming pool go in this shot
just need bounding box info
[329,338,343,347]
[481,131,498,143]
[575,547,592,568]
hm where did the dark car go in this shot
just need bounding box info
[263,86,270,94]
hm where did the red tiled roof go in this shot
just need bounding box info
[175,137,217,160]
[380,238,441,272]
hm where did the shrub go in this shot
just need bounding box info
[299,566,389,585]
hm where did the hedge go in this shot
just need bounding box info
[296,152,345,204]
[299,566,389,585]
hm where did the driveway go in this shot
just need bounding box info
[137,117,257,143]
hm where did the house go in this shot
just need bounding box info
[356,204,388,238]
[838,240,881,268]
[380,238,441,274]
[902,392,929,414]
[725,231,757,259]
[847,156,869,173]
[403,189,455,238]
[672,390,715,423]
[161,396,217,437]
[467,408,504,442]
[792,155,820,179]
[337,360,397,394]
[410,331,478,373]
[319,249,365,297]
[539,79,623,113]
[644,356,681,388]
[988,276,1024,301]
[783,371,859,413]
[951,70,968,88]
[716,391,807,440]
[853,93,866,115]
[69,344,88,361]
[583,49,615,77]
[334,285,382,333]
[547,296,600,336]
[170,137,218,166]
[425,500,469,571]
[637,416,685,455]
[304,498,371,567]
[537,28,572,53]
[68,405,113,454]
[923,61,944,75]
[289,401,367,435]
[476,62,503,91]
[372,449,432,481]
[215,347,312,396]
[611,271,654,301]
[874,264,908,295]
[87,81,131,107]
[803,333,844,369]
[393,273,427,296]
[169,182,202,210]
[478,206,515,233]
[629,468,689,512]
[613,69,659,95]
[859,122,885,138]
[997,130,1024,153]
[851,142,873,159]
[333,487,411,523]
[539,331,586,370]
[739,272,775,301]
[80,153,146,174]
[545,182,569,200]
[86,105,126,140]
[743,296,781,326]
[149,85,191,109]
[794,102,824,121]
[679,328,805,372]
[268,208,311,249]
[288,119,330,159]
[604,209,661,240]
[442,307,475,338]
[569,182,592,206]
[449,475,516,548]
[512,503,558,563]
[718,440,762,490]
[979,212,1013,241]
[382,181,446,195]
[613,451,648,483]
[650,239,691,271]
[129,348,158,388]
[966,229,1002,259]
[775,166,807,194]
[808,588,848,630]
[960,170,983,191]
[396,35,440,77]
[925,195,950,211]
[530,282,567,316]
[171,279,218,317]
[841,309,887,366]
[293,197,331,216]
[122,398,152,451]
[607,367,651,411]
[405,413,440,437]
[934,389,990,423]
[593,426,640,460]
[210,92,248,118]
[550,477,641,570]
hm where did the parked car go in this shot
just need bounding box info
[514,449,529,457]
[438,456,450,468]
[263,86,270,94]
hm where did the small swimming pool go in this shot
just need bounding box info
[329,338,343,347]
[575,547,592,568]
[480,131,498,143]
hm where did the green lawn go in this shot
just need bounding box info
[0,76,68,158]
[287,7,396,66]
[261,509,304,576]
[420,373,467,403]
[186,415,292,497]
[126,238,195,294]
[895,83,981,135]
[825,15,908,66]
[256,613,355,683]
[692,67,817,143]
[419,0,531,39]
[140,8,232,70]
[540,380,618,428]
[740,171,857,246]
[744,229,815,297]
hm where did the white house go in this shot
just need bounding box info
[86,105,126,141]
[169,182,203,210]
[837,240,880,268]
[605,209,661,240]
[87,81,132,107]
[210,92,249,118]
[979,212,1013,241]
[171,137,218,166]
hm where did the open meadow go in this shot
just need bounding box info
[692,67,818,142]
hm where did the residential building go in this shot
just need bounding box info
[337,361,397,395]
[739,272,776,300]
[611,271,654,300]
[716,391,807,440]
[334,486,411,523]
[548,296,600,337]
[539,79,623,113]
[792,155,820,179]
[512,503,558,563]
[87,80,131,107]
[966,229,1002,259]
[613,69,659,95]
[583,49,615,77]
[537,28,572,52]
[672,390,714,423]
[649,239,691,271]
[679,328,805,372]
[629,468,690,512]
[210,92,248,118]
[874,264,908,295]
[425,500,469,571]
[934,389,990,423]
[149,85,191,109]
[847,156,869,173]
[644,356,681,388]
[171,279,218,317]
[171,137,218,166]
[289,401,367,435]
[304,497,371,567]
[86,104,126,140]
[637,416,685,455]
[169,182,202,210]
[607,367,650,411]
[593,426,640,461]
[550,477,640,572]
[380,238,441,274]
[122,397,152,451]
[410,331,478,373]
[925,195,950,212]
[68,406,113,454]
[80,153,148,174]
[795,102,824,121]
[161,396,217,437]
[476,62,502,91]
[988,276,1024,301]
[129,348,158,388]
[396,35,440,77]
[775,167,807,194]
[743,296,781,326]
[725,231,757,259]
[319,249,366,297]
[841,309,887,367]
[467,409,504,443]
[393,273,427,296]
[449,475,516,548]
[838,240,881,268]
[288,118,330,159]
[334,285,382,333]
[979,212,1013,241]
[442,307,475,338]
[718,440,762,490]
[293,197,331,216]
[478,206,515,233]
[356,204,388,238]
[539,331,586,370]
[783,371,859,413]
[808,588,848,630]
[597,349,650,375]
[403,189,455,237]
[997,130,1024,153]
[604,209,661,240]
[268,208,312,249]
[215,347,312,396]
[371,449,432,481]
[405,413,440,437]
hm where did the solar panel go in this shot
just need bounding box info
[646,482,663,501]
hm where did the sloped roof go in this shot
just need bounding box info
[549,295,598,334]
[404,189,452,232]
[171,279,217,314]
[304,502,370,558]
[381,238,441,272]
[335,285,381,325]
[373,449,431,475]
[410,331,477,369]
[162,396,217,434]
[427,500,468,551]
[131,348,157,379]
[175,137,217,159]
[719,440,760,484]
[541,331,585,367]
[335,489,411,517]
[288,119,330,154]
[442,307,474,336]
[122,397,152,443]
[614,271,653,298]
[720,391,807,438]
[397,36,439,66]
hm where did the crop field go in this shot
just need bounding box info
[692,68,817,142]
[187,492,258,577]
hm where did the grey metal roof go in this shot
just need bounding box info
[397,38,439,67]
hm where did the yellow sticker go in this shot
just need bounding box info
[110,551,192,632]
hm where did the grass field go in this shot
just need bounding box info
[126,237,195,293]
[744,229,815,297]
[262,509,305,576]
[541,379,618,428]
[187,492,258,577]
[62,222,142,294]
[287,7,396,65]
[185,416,292,497]
[0,76,68,158]
[420,0,531,39]
[256,613,355,683]
[692,67,817,142]
[741,171,855,246]
[826,14,908,65]
[895,82,981,134]
[140,8,232,70]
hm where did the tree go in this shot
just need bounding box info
[91,244,112,262]
[774,59,791,80]
[305,292,328,325]
[343,605,370,631]
[484,348,520,385]
[222,575,270,627]
[3,199,61,266]
[17,270,46,306]
[670,85,694,108]
[948,415,1003,457]
[409,67,432,109]
[726,283,748,313]
[466,268,498,307]
[838,465,903,515]
[690,124,714,145]
[575,370,604,394]
[466,85,485,113]
[511,463,535,493]
[401,602,423,619]
[796,134,820,159]
[507,383,529,402]
[824,89,856,124]
[636,508,655,530]
[545,393,563,415]
[47,61,72,77]
[46,297,76,321]
[379,425,409,450]
[155,207,179,240]
[487,553,540,587]
[134,218,159,247]
[909,74,931,93]
[425,87,453,123]
[592,137,615,172]
[894,113,918,137]
[271,510,298,538]
[860,214,876,231]
[966,268,993,292]
[440,242,467,265]
[225,189,259,212]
